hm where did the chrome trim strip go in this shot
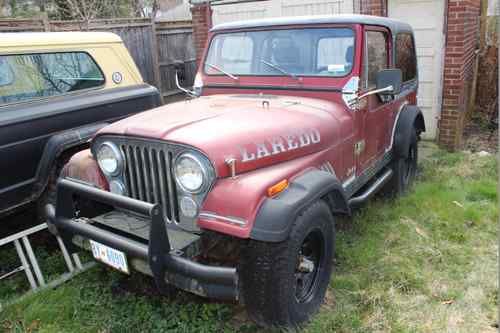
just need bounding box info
[386,101,408,153]
[199,211,247,226]
[326,162,337,178]
[343,150,393,198]
[342,175,356,189]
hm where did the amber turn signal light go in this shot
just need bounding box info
[267,179,289,197]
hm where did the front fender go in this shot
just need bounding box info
[250,169,348,242]
[61,149,108,190]
[197,150,330,239]
[33,123,108,198]
[197,148,348,241]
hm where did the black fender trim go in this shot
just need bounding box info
[250,169,350,242]
[394,105,426,158]
[32,122,107,198]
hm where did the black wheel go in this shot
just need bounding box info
[239,200,334,328]
[383,127,418,196]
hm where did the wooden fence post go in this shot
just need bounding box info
[149,18,164,104]
[41,12,50,31]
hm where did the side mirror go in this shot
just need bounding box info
[376,69,402,95]
[173,61,199,98]
[175,71,199,98]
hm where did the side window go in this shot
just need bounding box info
[0,52,104,105]
[363,30,388,89]
[0,57,14,86]
[395,33,417,82]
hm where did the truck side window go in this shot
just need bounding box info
[0,52,104,105]
[363,30,388,90]
[0,57,14,87]
[395,33,417,82]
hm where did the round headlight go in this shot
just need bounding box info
[96,142,123,176]
[174,153,206,192]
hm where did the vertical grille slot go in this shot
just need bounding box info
[156,150,170,220]
[168,151,179,222]
[120,142,180,224]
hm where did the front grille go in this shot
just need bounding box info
[119,142,180,224]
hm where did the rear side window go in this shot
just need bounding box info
[0,52,104,105]
[395,33,417,82]
[363,30,389,89]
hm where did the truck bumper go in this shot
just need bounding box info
[46,178,238,300]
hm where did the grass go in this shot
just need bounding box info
[1,144,498,332]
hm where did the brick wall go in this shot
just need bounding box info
[439,0,481,150]
[190,1,212,67]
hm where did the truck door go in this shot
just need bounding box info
[356,26,396,173]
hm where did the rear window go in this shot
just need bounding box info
[0,52,104,105]
[395,33,417,82]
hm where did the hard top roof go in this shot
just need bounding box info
[0,32,123,48]
[211,14,413,35]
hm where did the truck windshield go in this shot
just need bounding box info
[204,28,355,78]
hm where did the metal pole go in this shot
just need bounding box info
[72,253,83,270]
[13,240,37,290]
[56,236,74,273]
[21,237,46,287]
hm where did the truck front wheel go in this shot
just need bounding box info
[239,200,334,328]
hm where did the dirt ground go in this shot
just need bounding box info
[463,114,498,153]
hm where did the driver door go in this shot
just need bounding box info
[357,27,396,173]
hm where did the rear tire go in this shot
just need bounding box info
[383,127,418,196]
[239,200,334,328]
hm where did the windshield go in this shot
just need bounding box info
[205,28,355,78]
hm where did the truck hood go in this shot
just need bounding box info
[98,94,348,177]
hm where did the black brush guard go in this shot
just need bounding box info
[46,178,238,300]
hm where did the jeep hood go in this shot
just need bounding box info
[98,94,349,177]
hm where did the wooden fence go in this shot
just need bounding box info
[0,18,197,102]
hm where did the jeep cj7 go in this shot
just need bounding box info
[47,15,425,328]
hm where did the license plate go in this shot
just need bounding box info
[90,240,129,274]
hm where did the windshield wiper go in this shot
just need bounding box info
[260,60,298,81]
[205,63,238,81]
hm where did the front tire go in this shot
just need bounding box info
[239,200,334,328]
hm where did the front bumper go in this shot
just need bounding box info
[46,178,238,300]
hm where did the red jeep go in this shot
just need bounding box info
[47,15,425,328]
